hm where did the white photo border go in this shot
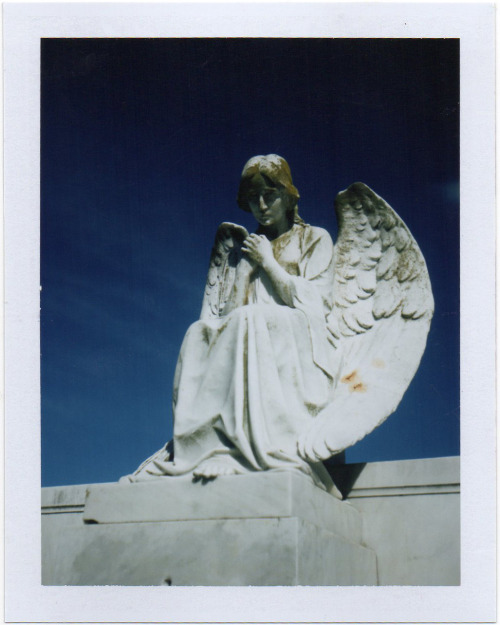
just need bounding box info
[4,3,496,623]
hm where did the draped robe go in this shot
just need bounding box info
[128,223,339,489]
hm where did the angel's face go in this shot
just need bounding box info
[246,174,289,232]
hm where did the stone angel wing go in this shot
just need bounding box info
[200,222,250,320]
[298,183,434,462]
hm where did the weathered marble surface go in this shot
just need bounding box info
[84,471,360,542]
[335,456,460,586]
[44,470,374,586]
[333,454,459,497]
[43,517,376,586]
[42,457,459,586]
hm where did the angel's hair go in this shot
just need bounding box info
[237,154,304,225]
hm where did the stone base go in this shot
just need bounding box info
[44,517,376,586]
[43,471,377,586]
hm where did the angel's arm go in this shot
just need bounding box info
[242,229,334,310]
[241,234,296,306]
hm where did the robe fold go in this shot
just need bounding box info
[128,223,338,489]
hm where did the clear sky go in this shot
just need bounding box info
[41,38,459,486]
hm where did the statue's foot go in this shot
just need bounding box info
[192,457,241,480]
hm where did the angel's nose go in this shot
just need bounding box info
[259,195,267,209]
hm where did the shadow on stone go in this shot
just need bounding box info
[323,455,367,499]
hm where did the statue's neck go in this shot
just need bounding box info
[257,220,294,241]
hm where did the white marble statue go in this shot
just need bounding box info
[122,155,434,490]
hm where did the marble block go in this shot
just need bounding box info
[83,470,362,543]
[42,457,461,586]
[44,516,377,586]
[40,471,377,585]
[340,457,460,585]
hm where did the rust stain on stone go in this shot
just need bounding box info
[341,370,357,384]
[352,382,366,393]
[371,358,386,369]
[341,370,367,393]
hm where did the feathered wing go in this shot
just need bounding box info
[200,222,249,320]
[298,183,434,462]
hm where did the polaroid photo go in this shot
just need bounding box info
[3,3,496,623]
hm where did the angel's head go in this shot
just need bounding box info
[237,154,303,226]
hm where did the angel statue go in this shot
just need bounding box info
[121,154,434,495]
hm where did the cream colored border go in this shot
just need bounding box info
[4,3,495,623]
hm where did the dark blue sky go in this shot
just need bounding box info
[41,38,459,486]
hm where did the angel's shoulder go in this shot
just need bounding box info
[301,224,334,248]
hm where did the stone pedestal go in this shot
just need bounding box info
[42,457,461,586]
[43,471,377,586]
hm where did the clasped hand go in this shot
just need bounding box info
[241,234,274,268]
